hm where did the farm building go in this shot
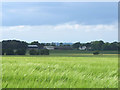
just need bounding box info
[28,45,39,50]
[44,46,54,50]
[79,46,87,50]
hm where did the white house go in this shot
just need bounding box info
[79,46,87,50]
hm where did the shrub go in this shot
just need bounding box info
[5,49,15,55]
[40,49,49,55]
[15,49,26,55]
[93,51,99,55]
[2,49,5,55]
[29,49,39,55]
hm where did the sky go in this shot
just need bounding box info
[1,2,118,43]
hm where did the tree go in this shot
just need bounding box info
[109,42,118,50]
[118,42,120,54]
[29,49,39,55]
[2,40,28,55]
[2,40,28,50]
[5,49,15,55]
[91,40,104,50]
[72,42,81,50]
[2,49,5,55]
[40,49,49,55]
[46,43,51,46]
[51,42,56,46]
[30,41,44,49]
[93,51,99,55]
[102,42,110,50]
[60,43,63,46]
[15,49,26,55]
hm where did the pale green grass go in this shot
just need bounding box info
[2,55,118,88]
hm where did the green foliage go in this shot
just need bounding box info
[72,42,81,50]
[5,49,15,55]
[93,51,99,55]
[2,40,27,50]
[29,49,49,55]
[2,40,27,55]
[60,42,63,46]
[1,40,120,56]
[15,49,26,55]
[91,41,104,50]
[29,49,39,55]
[30,41,44,49]
[2,49,5,55]
[40,49,49,55]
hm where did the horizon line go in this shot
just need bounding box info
[0,39,118,43]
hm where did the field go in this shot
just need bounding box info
[2,50,118,88]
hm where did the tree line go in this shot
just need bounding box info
[72,41,120,51]
[1,40,120,55]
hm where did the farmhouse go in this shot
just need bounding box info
[44,46,54,50]
[79,46,87,50]
[28,45,39,50]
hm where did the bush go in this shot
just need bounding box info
[5,49,15,55]
[15,49,26,55]
[2,49,5,55]
[40,49,49,55]
[29,49,39,55]
[93,51,99,55]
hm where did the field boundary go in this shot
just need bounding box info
[1,88,118,90]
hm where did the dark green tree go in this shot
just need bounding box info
[72,42,81,50]
[5,49,15,55]
[91,40,104,50]
[30,41,44,49]
[15,49,26,55]
[93,51,99,55]
[60,43,63,46]
[29,49,39,55]
[40,49,49,55]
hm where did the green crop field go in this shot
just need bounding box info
[2,51,118,88]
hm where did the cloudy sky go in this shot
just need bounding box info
[2,2,118,43]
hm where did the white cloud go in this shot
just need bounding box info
[2,23,118,42]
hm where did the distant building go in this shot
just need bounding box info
[44,46,54,50]
[54,46,73,50]
[79,46,87,50]
[28,45,39,50]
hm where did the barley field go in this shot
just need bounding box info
[2,53,118,88]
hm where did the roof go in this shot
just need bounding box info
[44,46,54,48]
[28,45,38,48]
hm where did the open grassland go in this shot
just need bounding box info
[2,53,118,88]
[50,50,118,55]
